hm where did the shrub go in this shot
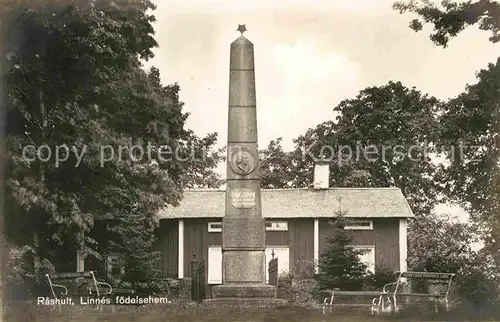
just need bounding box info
[5,246,57,299]
[278,270,295,286]
[455,262,500,307]
[363,269,396,290]
[407,213,500,307]
[291,260,316,280]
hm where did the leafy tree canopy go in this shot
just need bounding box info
[260,81,441,216]
[394,0,500,47]
[2,0,223,272]
[395,0,500,267]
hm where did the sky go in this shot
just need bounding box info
[143,0,500,221]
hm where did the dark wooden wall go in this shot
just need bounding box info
[266,230,288,246]
[289,219,314,272]
[157,217,401,281]
[373,219,400,270]
[157,219,179,278]
[319,218,400,271]
[183,219,221,278]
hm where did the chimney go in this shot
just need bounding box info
[313,160,330,189]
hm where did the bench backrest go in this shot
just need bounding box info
[46,271,100,297]
[393,271,455,296]
[50,271,93,280]
[396,271,455,280]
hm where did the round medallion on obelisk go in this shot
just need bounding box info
[229,147,257,175]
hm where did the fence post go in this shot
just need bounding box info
[190,253,198,301]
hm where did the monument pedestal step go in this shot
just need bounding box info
[211,284,277,298]
[202,298,288,309]
[205,284,287,308]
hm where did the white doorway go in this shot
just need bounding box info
[265,247,289,283]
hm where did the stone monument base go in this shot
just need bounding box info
[202,298,288,309]
[202,284,288,308]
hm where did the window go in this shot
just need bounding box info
[265,221,288,231]
[208,247,222,284]
[208,222,222,232]
[107,255,125,277]
[353,246,375,273]
[209,221,288,232]
[344,220,373,230]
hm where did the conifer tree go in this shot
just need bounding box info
[107,188,161,293]
[314,210,367,296]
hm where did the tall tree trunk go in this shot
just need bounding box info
[0,60,8,311]
[33,90,46,274]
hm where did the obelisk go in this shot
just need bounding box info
[206,25,285,307]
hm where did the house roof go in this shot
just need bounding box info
[157,188,414,219]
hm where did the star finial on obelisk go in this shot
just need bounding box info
[237,24,247,36]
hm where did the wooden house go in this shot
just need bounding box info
[153,163,414,291]
[83,163,414,296]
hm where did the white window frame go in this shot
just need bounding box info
[353,245,375,273]
[265,221,288,231]
[344,220,373,230]
[208,222,222,233]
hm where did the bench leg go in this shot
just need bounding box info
[49,298,62,314]
[322,305,332,315]
[47,289,62,313]
[322,297,329,314]
[48,302,62,314]
[380,295,392,314]
[322,295,334,315]
[392,296,399,314]
[371,296,381,315]
[436,297,449,312]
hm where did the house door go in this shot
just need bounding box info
[265,247,290,283]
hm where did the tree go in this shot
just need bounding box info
[106,187,161,293]
[259,138,296,188]
[408,213,480,273]
[179,130,225,189]
[314,211,367,296]
[331,81,441,215]
[259,135,376,189]
[455,250,500,307]
[434,60,500,268]
[2,0,223,282]
[408,212,499,306]
[260,82,442,216]
[394,0,500,47]
[146,67,225,189]
[395,0,500,291]
[3,0,162,275]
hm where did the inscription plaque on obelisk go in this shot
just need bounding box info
[205,25,285,307]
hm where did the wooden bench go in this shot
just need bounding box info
[45,271,135,311]
[46,271,110,298]
[322,271,455,315]
[322,283,395,315]
[388,271,455,313]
